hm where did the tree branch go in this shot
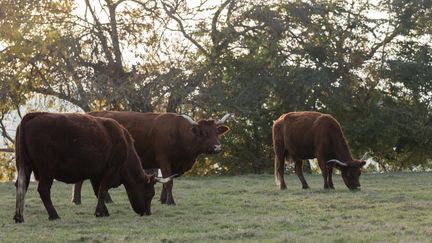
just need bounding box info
[0,113,14,144]
[211,0,232,46]
[84,0,116,66]
[27,62,91,111]
[0,148,14,153]
[28,85,90,112]
[129,0,157,12]
[366,27,400,60]
[106,0,124,73]
[161,1,209,56]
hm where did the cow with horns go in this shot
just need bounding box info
[13,112,175,223]
[72,112,232,205]
[272,111,366,190]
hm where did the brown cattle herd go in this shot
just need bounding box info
[13,111,365,223]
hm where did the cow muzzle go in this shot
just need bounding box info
[213,144,222,152]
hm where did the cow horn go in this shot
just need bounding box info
[155,174,178,184]
[360,152,369,161]
[327,159,348,167]
[181,115,198,125]
[216,113,234,124]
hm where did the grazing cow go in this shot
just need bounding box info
[272,111,366,190]
[72,111,232,205]
[13,112,174,223]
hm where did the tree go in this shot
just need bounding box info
[1,0,431,177]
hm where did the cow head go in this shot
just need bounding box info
[127,174,175,216]
[182,114,231,154]
[327,159,366,190]
[126,173,155,216]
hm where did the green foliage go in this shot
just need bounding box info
[0,153,15,181]
[1,0,431,175]
[190,0,432,173]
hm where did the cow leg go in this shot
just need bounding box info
[294,159,309,189]
[72,181,83,205]
[14,168,31,190]
[327,165,335,189]
[104,192,113,204]
[74,181,113,205]
[162,181,175,205]
[90,179,109,217]
[159,163,176,205]
[160,185,167,204]
[37,178,60,220]
[273,139,287,190]
[317,158,330,189]
[13,166,31,223]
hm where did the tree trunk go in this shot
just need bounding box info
[0,148,14,153]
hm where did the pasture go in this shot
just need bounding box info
[1,172,432,242]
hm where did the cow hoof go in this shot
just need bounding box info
[72,198,81,205]
[139,211,151,216]
[279,185,287,190]
[165,200,176,206]
[160,198,169,204]
[13,214,24,223]
[302,185,310,189]
[95,211,109,217]
[49,215,60,221]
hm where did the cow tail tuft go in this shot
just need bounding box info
[272,122,286,188]
[14,113,39,223]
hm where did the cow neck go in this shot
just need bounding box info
[178,121,201,157]
[333,139,354,162]
[121,148,146,188]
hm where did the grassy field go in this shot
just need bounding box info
[1,172,432,242]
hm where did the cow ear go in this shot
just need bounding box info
[217,125,229,135]
[348,160,366,168]
[145,173,156,184]
[191,125,200,135]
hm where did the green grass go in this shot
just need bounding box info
[1,173,432,242]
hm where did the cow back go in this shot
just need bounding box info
[89,111,200,174]
[274,111,352,161]
[21,113,127,183]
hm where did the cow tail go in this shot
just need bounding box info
[272,122,286,188]
[14,113,39,222]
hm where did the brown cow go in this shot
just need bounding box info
[72,111,231,205]
[273,111,366,190]
[13,112,173,223]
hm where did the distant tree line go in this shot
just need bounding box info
[0,0,431,178]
